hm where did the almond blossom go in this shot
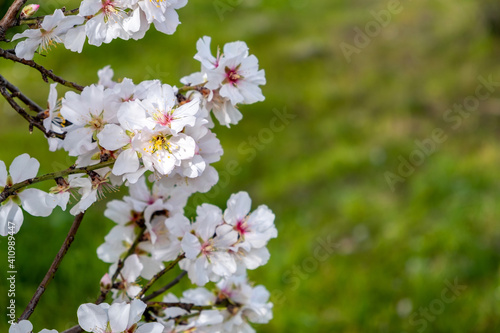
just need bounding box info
[12,9,83,60]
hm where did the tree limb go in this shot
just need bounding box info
[18,212,86,321]
[142,271,187,302]
[136,253,186,299]
[0,0,26,41]
[0,74,44,112]
[0,160,115,204]
[0,48,84,91]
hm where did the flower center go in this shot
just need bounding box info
[235,219,248,235]
[146,134,172,154]
[225,66,242,85]
[153,110,174,127]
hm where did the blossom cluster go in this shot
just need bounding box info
[3,1,274,329]
[13,0,187,60]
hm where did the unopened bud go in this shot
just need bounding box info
[20,4,40,19]
[100,273,111,292]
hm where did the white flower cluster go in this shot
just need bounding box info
[158,274,273,333]
[13,0,187,60]
[3,29,274,332]
[181,36,266,127]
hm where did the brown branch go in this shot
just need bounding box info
[147,301,214,312]
[0,0,27,41]
[0,84,64,139]
[0,74,44,112]
[136,253,186,299]
[19,8,80,26]
[142,271,187,302]
[0,160,115,204]
[18,212,86,321]
[95,225,147,304]
[0,48,84,91]
[60,326,83,333]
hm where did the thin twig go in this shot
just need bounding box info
[0,85,57,138]
[95,226,147,304]
[0,0,26,41]
[0,74,44,112]
[136,253,186,299]
[0,160,115,204]
[19,8,80,26]
[0,48,84,91]
[18,212,86,321]
[147,301,214,312]
[60,325,83,333]
[142,271,187,302]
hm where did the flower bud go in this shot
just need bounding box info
[100,273,112,292]
[20,4,40,19]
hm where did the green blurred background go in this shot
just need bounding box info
[2,0,500,331]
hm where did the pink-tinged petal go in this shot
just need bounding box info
[0,160,7,186]
[136,322,165,333]
[127,299,147,328]
[108,302,130,332]
[19,188,53,217]
[77,303,108,332]
[181,233,201,259]
[10,154,39,182]
[112,149,140,176]
[9,320,33,333]
[224,191,251,225]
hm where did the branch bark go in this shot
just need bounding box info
[147,301,214,312]
[0,48,84,91]
[0,0,26,41]
[0,74,44,112]
[0,160,115,204]
[18,212,86,321]
[142,271,187,302]
[136,253,186,299]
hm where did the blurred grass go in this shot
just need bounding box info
[2,0,500,331]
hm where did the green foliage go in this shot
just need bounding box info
[1,0,500,331]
